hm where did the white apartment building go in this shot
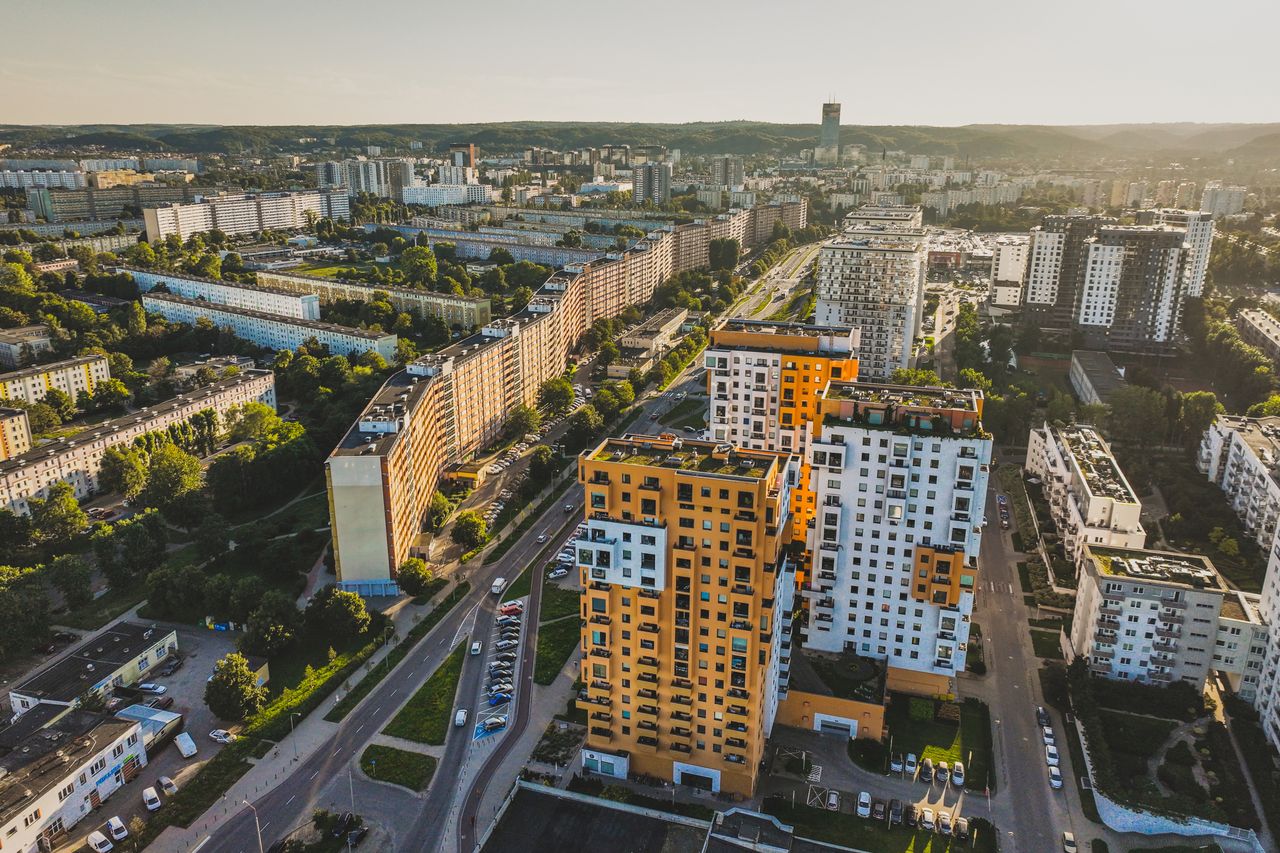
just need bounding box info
[402,184,468,207]
[0,326,54,369]
[1251,534,1280,749]
[142,190,350,242]
[122,267,322,320]
[1070,545,1266,692]
[1136,209,1214,298]
[0,407,30,462]
[0,170,87,190]
[1025,423,1146,562]
[801,382,992,692]
[80,158,142,172]
[0,355,111,405]
[141,293,397,362]
[1198,415,1280,551]
[0,711,146,853]
[1236,308,1280,366]
[437,164,476,185]
[1200,181,1247,217]
[815,225,925,381]
[989,234,1029,308]
[841,205,923,229]
[0,370,276,514]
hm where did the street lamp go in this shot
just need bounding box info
[243,799,264,853]
[289,712,302,761]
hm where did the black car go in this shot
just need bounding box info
[889,799,903,826]
[347,826,369,847]
[1036,705,1051,727]
[904,803,919,828]
[147,696,175,711]
[331,812,354,837]
[159,658,184,677]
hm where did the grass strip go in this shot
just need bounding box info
[360,744,438,792]
[325,582,471,722]
[533,617,581,685]
[383,644,466,745]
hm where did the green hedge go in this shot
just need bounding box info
[1025,557,1075,609]
[383,644,465,745]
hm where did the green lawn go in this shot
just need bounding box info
[1030,629,1065,659]
[659,398,706,430]
[504,565,533,600]
[360,744,437,792]
[885,695,996,793]
[762,799,997,853]
[533,617,581,685]
[383,645,465,745]
[540,574,580,623]
[56,584,148,630]
[294,261,375,278]
[258,491,330,532]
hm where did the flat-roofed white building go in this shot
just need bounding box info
[1236,309,1280,366]
[989,234,1029,308]
[143,190,350,242]
[255,269,491,328]
[1198,414,1280,551]
[121,267,321,320]
[1026,423,1146,562]
[0,325,53,369]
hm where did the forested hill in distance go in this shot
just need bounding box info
[3,121,1279,162]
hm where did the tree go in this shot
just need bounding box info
[399,246,438,286]
[142,443,204,517]
[99,447,148,500]
[505,404,541,439]
[566,404,604,450]
[91,378,131,411]
[427,491,451,531]
[241,591,301,656]
[1046,391,1075,424]
[451,511,488,550]
[205,652,268,721]
[598,340,620,367]
[226,401,283,443]
[47,554,93,609]
[1179,391,1222,446]
[709,238,741,271]
[889,367,944,387]
[396,558,434,596]
[305,585,371,640]
[43,388,76,421]
[115,514,167,581]
[538,377,574,414]
[528,444,560,484]
[1106,385,1167,446]
[194,513,231,559]
[510,286,534,312]
[29,482,86,546]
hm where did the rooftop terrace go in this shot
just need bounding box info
[1088,546,1226,591]
[823,380,980,411]
[141,292,391,340]
[589,435,785,480]
[1057,425,1139,504]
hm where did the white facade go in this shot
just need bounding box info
[1138,209,1214,297]
[141,293,397,361]
[1200,181,1247,217]
[0,170,87,190]
[1198,415,1280,551]
[80,158,141,172]
[989,234,1028,307]
[437,164,476,185]
[815,226,925,381]
[575,518,668,591]
[143,190,350,242]
[402,184,468,207]
[1024,228,1065,306]
[1025,423,1146,562]
[0,370,276,515]
[1252,535,1280,749]
[123,267,321,320]
[0,355,110,405]
[801,416,992,680]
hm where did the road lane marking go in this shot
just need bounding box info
[287,795,295,805]
[372,706,381,714]
[356,723,364,733]
[332,749,342,757]
[310,771,319,780]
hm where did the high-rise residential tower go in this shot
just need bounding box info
[816,102,841,165]
[711,156,745,190]
[574,435,799,796]
[633,162,672,205]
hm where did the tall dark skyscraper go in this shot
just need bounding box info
[817,102,841,164]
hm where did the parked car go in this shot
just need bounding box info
[952,761,965,787]
[142,787,162,811]
[495,652,516,662]
[825,790,839,811]
[954,816,970,841]
[489,693,512,706]
[920,757,934,782]
[1036,705,1051,727]
[496,616,519,627]
[856,791,871,818]
[904,803,919,828]
[1048,765,1063,789]
[938,811,952,835]
[137,683,166,695]
[936,761,950,784]
[888,799,903,826]
[209,729,236,744]
[905,753,918,776]
[347,826,369,847]
[471,641,483,655]
[331,813,354,837]
[495,640,518,650]
[106,816,128,840]
[1042,726,1055,745]
[1046,744,1060,767]
[919,807,935,832]
[890,753,904,773]
[455,709,469,727]
[548,568,569,580]
[1062,831,1077,852]
[483,716,508,731]
[87,830,114,852]
[175,732,197,758]
[159,658,184,677]
[872,799,886,821]
[147,696,174,711]
[158,776,179,796]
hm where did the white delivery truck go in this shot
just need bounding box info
[491,577,506,595]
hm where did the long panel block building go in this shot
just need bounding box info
[0,355,111,405]
[255,269,491,329]
[121,267,321,320]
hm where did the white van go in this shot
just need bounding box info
[87,831,114,852]
[491,578,506,595]
[175,732,197,758]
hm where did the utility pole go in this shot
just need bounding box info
[289,712,302,762]
[243,800,264,853]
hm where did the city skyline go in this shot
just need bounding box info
[6,0,1277,126]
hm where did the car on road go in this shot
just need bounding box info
[936,761,949,784]
[563,503,575,512]
[87,830,114,852]
[1042,726,1055,745]
[548,567,569,579]
[954,816,970,840]
[920,757,934,782]
[1062,831,1077,852]
[951,761,965,787]
[106,816,128,840]
[347,826,369,847]
[536,532,549,543]
[1048,765,1063,789]
[471,641,483,655]
[455,709,468,727]
[888,799,903,825]
[872,799,886,821]
[491,578,507,595]
[649,412,659,420]
[158,776,179,796]
[142,786,162,811]
[137,683,166,695]
[905,753,918,776]
[1046,744,1060,767]
[889,753,903,773]
[856,791,871,818]
[904,803,919,827]
[825,790,838,811]
[209,729,236,744]
[1036,706,1051,727]
[919,807,935,832]
[938,811,952,835]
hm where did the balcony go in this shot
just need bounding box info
[730,620,752,631]
[637,720,658,732]
[1163,598,1188,610]
[591,710,612,722]
[1149,671,1173,684]
[639,622,660,634]
[589,647,612,659]
[726,721,748,733]
[639,482,662,492]
[1158,612,1184,625]
[1099,601,1122,616]
[670,742,692,754]
[637,688,658,700]
[587,680,612,696]
[577,694,610,713]
[637,655,660,672]
[590,726,614,740]
[1091,646,1114,660]
[727,687,750,700]
[672,693,693,706]
[671,710,693,723]
[636,736,659,752]
[727,705,748,717]
[589,614,612,625]
[636,704,660,718]
[669,726,692,739]
[1101,592,1125,605]
[1153,640,1178,653]
[637,672,658,684]
[1098,615,1120,628]
[733,548,754,560]
[732,583,754,596]
[735,510,757,522]
[589,581,611,592]
[725,737,748,749]
[724,753,746,765]
[1089,662,1112,675]
[639,589,661,600]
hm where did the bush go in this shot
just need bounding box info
[848,737,886,771]
[1091,677,1205,722]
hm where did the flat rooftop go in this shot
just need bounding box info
[141,292,391,340]
[117,265,310,299]
[0,325,50,344]
[589,435,786,480]
[1056,425,1139,505]
[1087,546,1226,592]
[0,354,107,384]
[787,646,887,705]
[0,711,135,828]
[13,622,175,703]
[1239,309,1280,345]
[261,269,490,305]
[1072,350,1127,398]
[826,225,925,250]
[822,380,981,413]
[0,370,273,477]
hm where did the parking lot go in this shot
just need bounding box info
[468,596,529,742]
[59,624,238,853]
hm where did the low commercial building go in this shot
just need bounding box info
[256,269,491,328]
[0,709,146,853]
[0,325,53,369]
[1237,309,1280,366]
[1069,350,1128,405]
[618,308,688,356]
[172,354,256,381]
[1198,415,1280,551]
[0,355,111,405]
[121,267,322,320]
[9,622,179,717]
[0,370,275,514]
[141,293,397,362]
[1069,545,1266,693]
[0,407,31,461]
[1025,423,1145,562]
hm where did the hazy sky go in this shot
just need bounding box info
[6,0,1276,126]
